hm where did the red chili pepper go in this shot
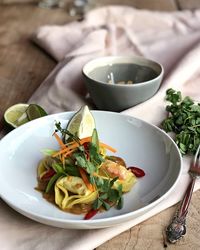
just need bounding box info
[83,142,90,151]
[41,168,56,181]
[83,142,90,160]
[84,209,98,220]
[127,166,145,177]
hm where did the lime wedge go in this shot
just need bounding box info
[4,103,48,128]
[26,104,47,121]
[66,105,95,140]
[4,103,29,128]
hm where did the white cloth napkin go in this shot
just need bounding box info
[1,6,200,250]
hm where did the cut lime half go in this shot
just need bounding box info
[4,103,48,128]
[4,103,29,128]
[26,104,47,121]
[66,105,95,141]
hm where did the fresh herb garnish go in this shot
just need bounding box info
[92,176,122,210]
[55,121,80,144]
[64,164,81,177]
[71,129,104,175]
[161,88,200,155]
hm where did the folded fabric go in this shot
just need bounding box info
[30,6,200,114]
[1,5,200,250]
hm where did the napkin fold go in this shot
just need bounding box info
[1,5,200,250]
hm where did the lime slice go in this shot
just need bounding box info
[26,104,47,121]
[4,103,29,128]
[4,103,48,128]
[66,105,95,140]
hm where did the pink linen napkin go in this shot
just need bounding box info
[1,6,200,250]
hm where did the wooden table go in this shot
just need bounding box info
[1,2,200,249]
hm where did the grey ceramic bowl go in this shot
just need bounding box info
[82,56,164,112]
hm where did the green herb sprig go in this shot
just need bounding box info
[161,88,200,155]
[55,121,80,144]
[92,177,123,211]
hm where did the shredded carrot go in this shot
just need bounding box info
[79,167,94,192]
[64,148,77,157]
[53,132,66,149]
[64,140,75,146]
[99,142,116,153]
[61,154,65,165]
[52,137,92,157]
[66,136,91,147]
[52,134,116,159]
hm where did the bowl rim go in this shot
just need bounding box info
[82,55,164,87]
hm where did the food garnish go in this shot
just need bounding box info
[127,167,146,177]
[161,88,200,155]
[65,105,95,141]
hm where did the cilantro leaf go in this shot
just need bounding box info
[161,89,200,155]
[93,198,103,210]
[64,164,80,177]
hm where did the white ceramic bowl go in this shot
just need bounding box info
[0,111,182,229]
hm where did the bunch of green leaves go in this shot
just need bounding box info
[161,88,200,155]
[92,176,123,211]
[72,129,104,175]
[55,121,104,174]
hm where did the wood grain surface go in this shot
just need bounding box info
[0,5,75,127]
[1,2,200,250]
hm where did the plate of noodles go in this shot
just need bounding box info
[0,109,182,229]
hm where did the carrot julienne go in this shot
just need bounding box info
[52,137,92,157]
[99,142,116,153]
[53,132,67,150]
[79,167,95,192]
[64,148,77,157]
[52,137,116,158]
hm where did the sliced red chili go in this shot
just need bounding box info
[41,168,56,181]
[83,142,90,151]
[83,142,90,160]
[127,166,145,177]
[84,209,98,220]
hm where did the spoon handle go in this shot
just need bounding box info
[166,177,195,243]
